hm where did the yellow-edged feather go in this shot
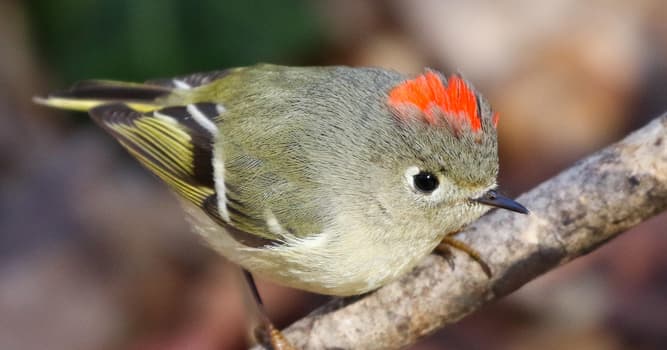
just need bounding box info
[33,96,159,113]
[35,78,220,213]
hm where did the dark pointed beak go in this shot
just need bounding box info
[474,189,529,214]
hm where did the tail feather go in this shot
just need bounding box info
[34,80,172,113]
[58,80,171,100]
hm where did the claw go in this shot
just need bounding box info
[435,236,492,278]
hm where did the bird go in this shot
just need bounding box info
[35,64,528,349]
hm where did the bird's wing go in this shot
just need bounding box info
[35,69,292,247]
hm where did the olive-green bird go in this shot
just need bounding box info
[36,64,527,348]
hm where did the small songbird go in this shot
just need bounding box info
[36,64,527,349]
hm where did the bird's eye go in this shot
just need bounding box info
[413,171,439,193]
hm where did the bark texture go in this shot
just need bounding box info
[253,114,667,350]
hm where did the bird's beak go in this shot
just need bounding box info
[474,189,529,214]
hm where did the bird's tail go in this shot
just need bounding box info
[33,80,172,113]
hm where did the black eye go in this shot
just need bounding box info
[413,171,439,193]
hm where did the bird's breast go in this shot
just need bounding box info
[242,217,444,296]
[183,198,443,296]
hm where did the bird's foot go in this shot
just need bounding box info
[435,233,492,278]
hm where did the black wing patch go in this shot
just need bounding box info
[151,103,223,187]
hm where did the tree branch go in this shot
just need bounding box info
[254,114,667,350]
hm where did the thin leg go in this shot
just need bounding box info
[242,269,264,306]
[435,232,492,278]
[240,269,295,350]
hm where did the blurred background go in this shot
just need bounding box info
[1,0,666,349]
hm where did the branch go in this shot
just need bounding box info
[254,114,667,350]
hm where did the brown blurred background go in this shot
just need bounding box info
[1,1,667,349]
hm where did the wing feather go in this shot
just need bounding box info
[35,67,305,247]
[90,103,216,205]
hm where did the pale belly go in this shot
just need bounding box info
[182,202,442,296]
[240,231,443,295]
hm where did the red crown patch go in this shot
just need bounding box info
[388,72,487,132]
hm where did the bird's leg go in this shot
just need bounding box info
[240,269,295,350]
[435,231,492,278]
